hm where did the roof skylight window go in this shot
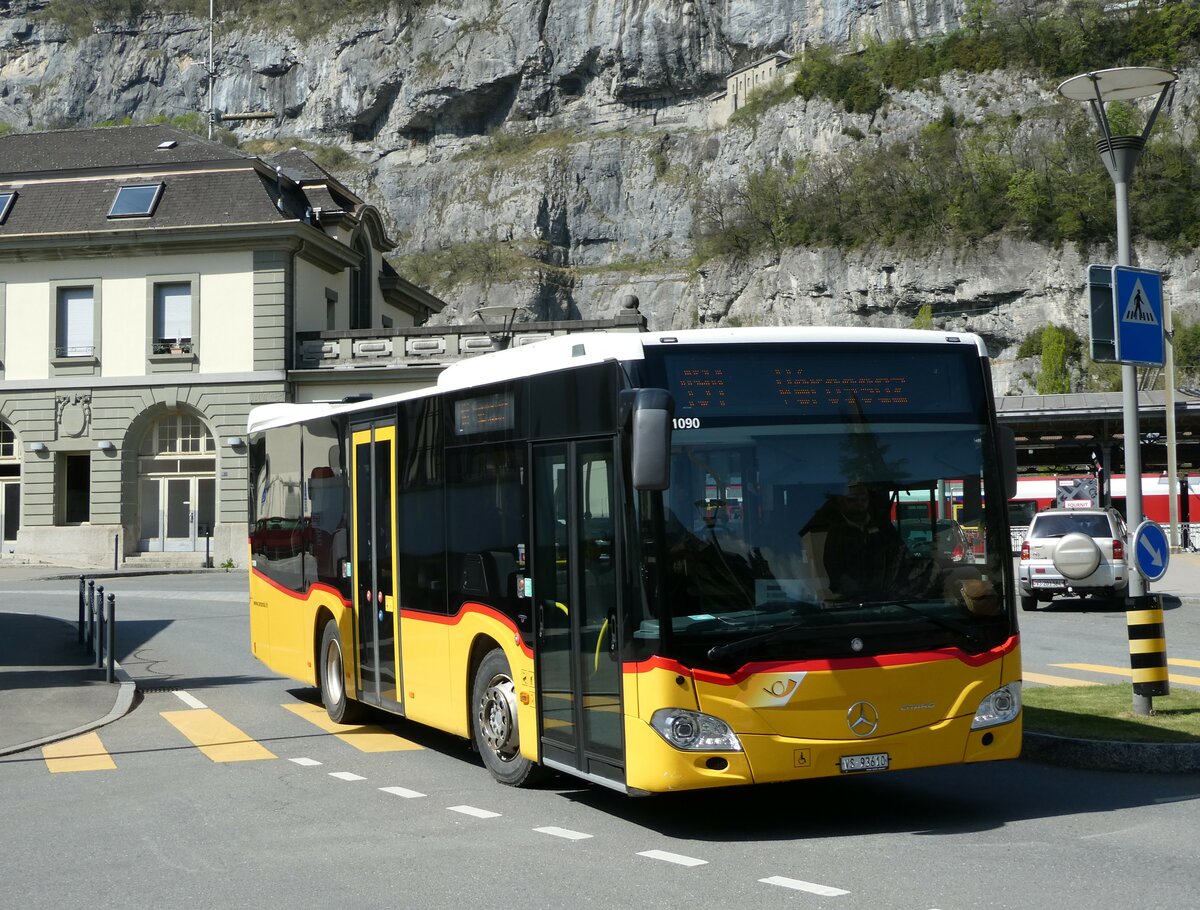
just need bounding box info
[157,140,178,150]
[109,183,164,218]
[0,191,15,225]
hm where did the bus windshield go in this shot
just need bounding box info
[635,343,1013,667]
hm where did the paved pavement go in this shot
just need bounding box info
[2,553,1199,766]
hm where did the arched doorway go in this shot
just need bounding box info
[0,421,20,550]
[137,411,216,552]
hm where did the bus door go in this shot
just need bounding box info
[351,423,402,710]
[532,439,624,784]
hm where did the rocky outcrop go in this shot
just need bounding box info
[1,0,1196,391]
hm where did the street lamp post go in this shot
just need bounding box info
[1058,67,1176,716]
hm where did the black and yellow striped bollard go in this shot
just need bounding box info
[1126,594,1169,698]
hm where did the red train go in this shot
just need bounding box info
[1009,473,1199,547]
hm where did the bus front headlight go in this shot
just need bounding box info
[650,708,744,752]
[971,682,1021,730]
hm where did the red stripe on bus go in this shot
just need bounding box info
[251,568,352,608]
[625,635,1019,685]
[400,602,533,658]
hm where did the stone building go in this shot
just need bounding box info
[0,124,442,566]
[709,52,793,126]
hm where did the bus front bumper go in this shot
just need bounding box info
[623,712,1022,793]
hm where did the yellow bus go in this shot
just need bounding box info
[248,328,1022,794]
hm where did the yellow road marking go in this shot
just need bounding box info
[42,731,116,773]
[1054,663,1200,687]
[1170,658,1200,669]
[160,709,276,762]
[1023,672,1101,687]
[283,703,423,752]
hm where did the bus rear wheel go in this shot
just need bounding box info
[320,619,364,724]
[472,649,541,787]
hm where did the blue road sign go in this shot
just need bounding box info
[1131,519,1170,582]
[1113,265,1164,367]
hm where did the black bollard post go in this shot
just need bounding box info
[78,575,85,644]
[106,594,116,684]
[114,533,119,572]
[87,579,96,656]
[95,585,105,669]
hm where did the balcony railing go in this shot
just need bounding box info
[295,302,647,372]
[54,344,95,358]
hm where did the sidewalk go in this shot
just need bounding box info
[0,609,136,756]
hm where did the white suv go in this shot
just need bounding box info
[1018,508,1128,611]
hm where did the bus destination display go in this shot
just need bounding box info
[453,392,515,436]
[661,347,977,419]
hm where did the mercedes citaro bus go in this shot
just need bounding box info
[248,327,1021,794]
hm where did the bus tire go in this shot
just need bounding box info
[472,649,540,787]
[319,619,364,724]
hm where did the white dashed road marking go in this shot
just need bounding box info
[448,805,501,819]
[637,850,708,867]
[759,876,850,896]
[380,786,426,799]
[173,690,207,709]
[329,771,366,781]
[534,826,592,841]
[289,757,322,767]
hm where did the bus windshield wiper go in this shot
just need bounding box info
[706,603,821,661]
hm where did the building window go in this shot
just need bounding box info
[55,287,95,358]
[0,423,15,460]
[326,289,337,331]
[349,234,372,330]
[109,183,164,218]
[152,282,193,354]
[61,453,90,524]
[0,191,15,225]
[154,414,214,456]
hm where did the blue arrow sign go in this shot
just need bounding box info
[1113,265,1164,366]
[1131,519,1170,582]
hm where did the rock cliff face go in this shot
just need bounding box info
[1,0,1196,391]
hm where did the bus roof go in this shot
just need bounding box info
[248,327,987,433]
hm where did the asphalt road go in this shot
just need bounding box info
[3,570,1199,909]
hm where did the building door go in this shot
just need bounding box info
[139,475,215,552]
[532,439,624,785]
[0,480,18,550]
[351,423,401,709]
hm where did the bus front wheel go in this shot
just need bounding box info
[320,619,364,724]
[472,649,541,787]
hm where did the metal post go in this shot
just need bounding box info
[87,579,96,656]
[106,594,116,684]
[1112,157,1154,716]
[78,575,85,644]
[114,533,119,572]
[1164,299,1180,548]
[95,585,105,670]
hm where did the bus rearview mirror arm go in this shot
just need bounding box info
[628,388,674,491]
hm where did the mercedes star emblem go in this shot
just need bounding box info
[847,701,880,737]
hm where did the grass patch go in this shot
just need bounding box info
[1023,684,1200,744]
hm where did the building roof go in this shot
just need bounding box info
[0,124,249,175]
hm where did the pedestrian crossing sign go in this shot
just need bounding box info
[1113,265,1164,367]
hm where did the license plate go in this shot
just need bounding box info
[840,752,889,773]
[1030,580,1061,588]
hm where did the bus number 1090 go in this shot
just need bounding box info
[673,417,701,430]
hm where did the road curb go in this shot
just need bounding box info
[0,615,138,758]
[1022,731,1200,773]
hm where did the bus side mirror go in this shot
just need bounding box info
[997,425,1017,500]
[631,389,673,491]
